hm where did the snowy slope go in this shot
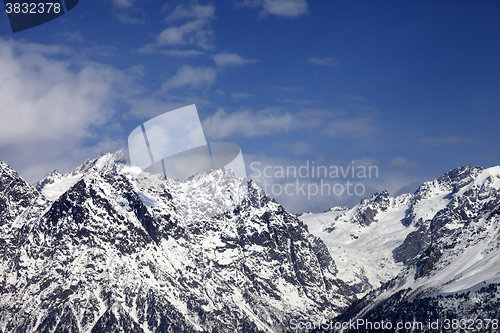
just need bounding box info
[315,165,500,331]
[300,192,415,297]
[0,151,355,333]
[2,152,499,332]
[301,166,500,301]
[397,165,500,296]
[34,150,135,201]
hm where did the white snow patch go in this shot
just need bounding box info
[41,175,81,201]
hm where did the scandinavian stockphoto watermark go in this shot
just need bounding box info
[289,318,499,331]
[249,160,378,200]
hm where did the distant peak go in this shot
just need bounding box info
[324,205,349,213]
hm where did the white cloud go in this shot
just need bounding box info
[202,107,296,139]
[157,4,216,50]
[239,0,309,18]
[112,0,136,8]
[307,57,340,67]
[63,31,86,43]
[212,53,258,67]
[388,157,418,170]
[127,95,209,119]
[321,117,378,138]
[262,0,308,18]
[110,0,146,24]
[166,4,215,22]
[116,12,145,25]
[0,38,137,182]
[202,107,379,141]
[161,65,216,91]
[136,44,206,57]
[0,39,130,146]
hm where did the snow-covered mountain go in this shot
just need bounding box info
[2,151,499,333]
[300,191,414,297]
[0,151,355,333]
[301,166,500,332]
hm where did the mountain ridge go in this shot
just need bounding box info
[0,151,355,333]
[1,153,499,332]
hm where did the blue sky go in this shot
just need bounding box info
[0,0,499,213]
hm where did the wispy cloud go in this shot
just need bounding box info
[136,45,206,57]
[165,4,215,21]
[261,0,308,18]
[203,106,378,140]
[320,116,378,138]
[116,12,145,25]
[212,53,258,68]
[202,107,296,139]
[307,57,340,67]
[110,0,146,24]
[0,39,132,146]
[0,38,137,182]
[136,42,207,57]
[419,135,478,146]
[238,0,309,18]
[63,31,86,43]
[161,65,217,91]
[157,3,216,50]
[388,157,418,171]
[112,0,136,9]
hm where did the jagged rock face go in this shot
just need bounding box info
[0,160,45,228]
[394,166,500,267]
[402,166,484,228]
[317,283,500,333]
[300,190,415,298]
[0,152,355,333]
[301,165,500,303]
[2,153,499,332]
[323,205,349,213]
[335,190,410,228]
[0,161,48,272]
[310,166,500,330]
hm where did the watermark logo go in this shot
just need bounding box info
[127,104,246,181]
[4,0,79,33]
[127,104,248,219]
[250,160,378,200]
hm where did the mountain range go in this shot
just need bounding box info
[1,151,499,332]
[302,165,500,332]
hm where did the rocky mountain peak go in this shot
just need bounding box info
[323,205,349,213]
[0,152,356,333]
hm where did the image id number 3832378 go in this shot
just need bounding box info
[5,2,61,14]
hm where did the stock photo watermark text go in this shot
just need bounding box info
[250,161,379,200]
